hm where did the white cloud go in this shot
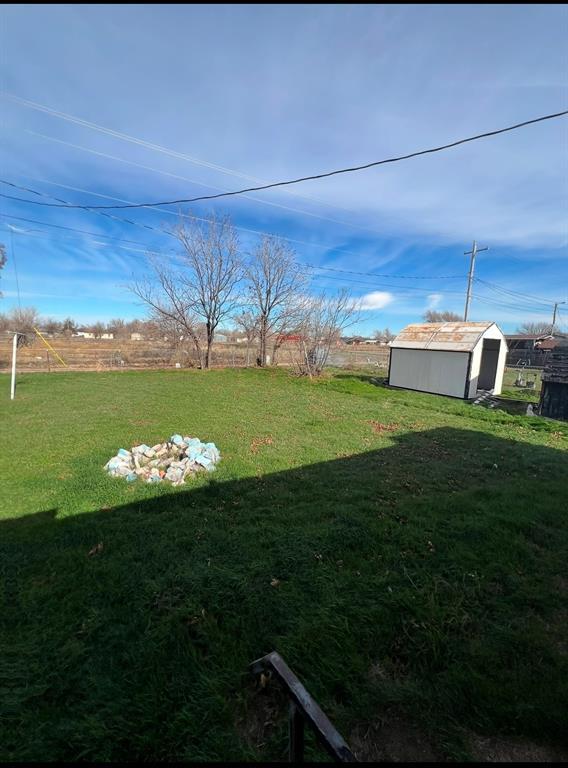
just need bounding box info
[359,291,394,310]
[427,293,442,309]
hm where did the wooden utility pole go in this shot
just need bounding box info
[464,240,488,321]
[551,301,566,332]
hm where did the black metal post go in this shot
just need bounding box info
[289,701,305,762]
[250,651,356,763]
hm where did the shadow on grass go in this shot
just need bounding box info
[330,371,389,386]
[2,428,567,762]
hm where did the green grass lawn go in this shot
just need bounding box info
[2,368,567,761]
[501,367,542,403]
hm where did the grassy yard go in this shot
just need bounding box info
[501,367,542,403]
[2,368,567,761]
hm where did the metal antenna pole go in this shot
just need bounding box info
[464,240,488,321]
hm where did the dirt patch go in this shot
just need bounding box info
[350,710,440,762]
[250,436,274,453]
[468,733,568,762]
[369,421,400,434]
[235,679,287,754]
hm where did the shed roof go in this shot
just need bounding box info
[390,322,499,352]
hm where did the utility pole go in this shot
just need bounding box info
[463,240,488,321]
[551,301,566,333]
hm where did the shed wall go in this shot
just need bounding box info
[389,348,470,398]
[467,327,507,397]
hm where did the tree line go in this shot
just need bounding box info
[130,213,360,375]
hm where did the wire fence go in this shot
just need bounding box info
[0,334,391,373]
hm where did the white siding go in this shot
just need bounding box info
[467,326,507,397]
[389,348,470,399]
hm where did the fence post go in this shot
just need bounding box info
[289,701,305,762]
[11,332,17,400]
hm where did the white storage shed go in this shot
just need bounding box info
[388,322,508,399]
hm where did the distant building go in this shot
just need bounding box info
[277,333,302,343]
[130,332,144,341]
[505,334,558,352]
[73,330,95,339]
[505,334,542,351]
[506,333,557,368]
[72,329,114,339]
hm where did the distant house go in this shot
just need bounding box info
[277,334,302,343]
[534,335,558,351]
[505,334,542,351]
[506,333,557,368]
[130,332,144,341]
[72,329,114,340]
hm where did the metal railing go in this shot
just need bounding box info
[250,651,356,762]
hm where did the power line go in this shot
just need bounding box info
[305,269,468,296]
[3,92,350,212]
[0,178,453,270]
[24,131,402,239]
[0,222,159,256]
[8,175,393,262]
[2,188,553,302]
[2,216,555,318]
[472,294,553,315]
[0,185,381,263]
[0,212,157,247]
[8,227,22,310]
[300,263,465,280]
[0,221,465,293]
[474,277,557,308]
[6,108,566,210]
[2,183,562,313]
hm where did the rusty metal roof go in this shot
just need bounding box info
[390,322,499,352]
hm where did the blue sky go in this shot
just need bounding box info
[0,4,567,334]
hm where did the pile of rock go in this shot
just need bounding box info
[104,434,221,485]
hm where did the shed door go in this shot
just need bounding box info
[389,348,470,398]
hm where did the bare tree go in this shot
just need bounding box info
[61,317,78,337]
[516,321,553,336]
[5,306,40,345]
[245,236,307,367]
[373,327,395,343]
[132,264,206,366]
[43,318,62,336]
[423,309,462,323]
[91,322,106,339]
[234,311,259,366]
[132,214,242,369]
[107,318,128,338]
[296,290,360,377]
[8,306,40,334]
